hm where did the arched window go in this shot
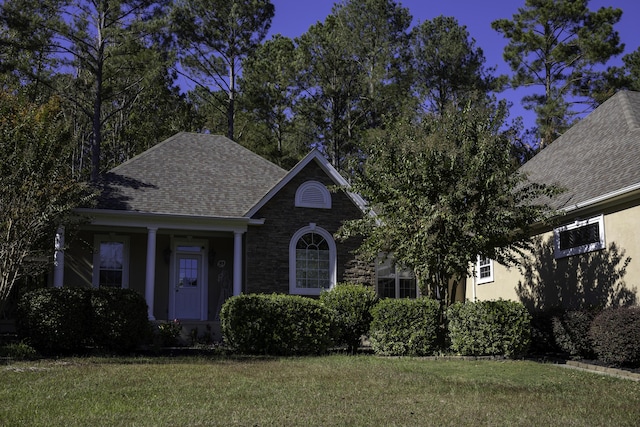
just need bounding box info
[289,225,336,295]
[295,180,331,209]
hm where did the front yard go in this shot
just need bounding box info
[2,355,640,426]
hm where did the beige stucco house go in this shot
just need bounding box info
[466,90,640,310]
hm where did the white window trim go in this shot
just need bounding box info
[289,224,336,295]
[295,180,332,209]
[92,235,130,288]
[554,214,605,259]
[475,256,494,285]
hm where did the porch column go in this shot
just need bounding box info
[145,227,157,320]
[53,226,65,288]
[233,231,243,296]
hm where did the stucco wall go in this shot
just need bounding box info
[465,200,640,310]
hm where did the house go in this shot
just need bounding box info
[466,90,640,310]
[54,132,376,328]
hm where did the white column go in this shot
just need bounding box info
[53,226,65,288]
[145,227,157,320]
[233,231,243,296]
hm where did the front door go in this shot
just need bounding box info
[174,249,205,320]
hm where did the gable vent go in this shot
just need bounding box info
[295,181,331,209]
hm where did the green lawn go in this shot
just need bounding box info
[2,355,639,426]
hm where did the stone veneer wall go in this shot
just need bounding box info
[244,159,374,294]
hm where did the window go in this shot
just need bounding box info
[554,215,605,259]
[376,256,417,298]
[476,256,494,284]
[93,236,129,288]
[289,225,336,295]
[295,181,331,209]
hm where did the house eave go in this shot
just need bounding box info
[561,182,640,214]
[75,208,260,232]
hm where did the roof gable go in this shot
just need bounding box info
[520,90,640,210]
[246,150,367,218]
[97,132,288,218]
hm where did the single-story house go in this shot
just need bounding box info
[54,132,383,327]
[466,90,640,310]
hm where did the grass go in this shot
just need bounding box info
[2,355,639,426]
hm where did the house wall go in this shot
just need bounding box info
[465,200,640,310]
[64,229,235,321]
[245,160,372,294]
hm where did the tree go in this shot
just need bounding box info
[295,0,411,171]
[1,0,170,182]
[492,0,623,147]
[0,92,93,314]
[338,100,558,305]
[170,0,275,141]
[238,34,304,168]
[410,15,502,115]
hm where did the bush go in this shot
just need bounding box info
[369,297,441,356]
[90,288,152,353]
[16,287,92,354]
[550,308,598,359]
[16,287,150,355]
[447,300,531,358]
[0,341,38,360]
[528,309,562,355]
[320,283,378,353]
[220,294,335,355]
[589,306,640,367]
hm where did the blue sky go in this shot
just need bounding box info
[268,0,640,131]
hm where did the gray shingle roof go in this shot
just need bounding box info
[520,90,640,210]
[97,132,288,217]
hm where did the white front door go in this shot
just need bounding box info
[171,242,208,320]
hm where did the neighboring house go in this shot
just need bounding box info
[55,132,376,324]
[466,90,640,310]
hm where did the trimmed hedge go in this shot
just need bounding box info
[320,283,378,353]
[369,297,441,356]
[551,308,598,359]
[16,287,151,355]
[220,294,335,355]
[589,306,640,367]
[447,300,531,358]
[16,288,91,354]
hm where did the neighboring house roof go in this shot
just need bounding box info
[520,90,640,211]
[96,132,288,218]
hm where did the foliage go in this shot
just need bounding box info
[589,306,640,367]
[170,0,275,141]
[319,282,378,353]
[0,93,93,315]
[90,288,152,353]
[550,308,598,359]
[447,300,531,358]
[156,319,183,347]
[410,15,502,115]
[16,287,151,355]
[492,0,624,146]
[368,297,441,356]
[15,288,92,354]
[339,101,558,303]
[0,341,38,360]
[220,294,335,356]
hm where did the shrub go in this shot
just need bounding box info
[16,287,151,355]
[369,297,441,356]
[220,294,335,355]
[15,287,92,354]
[447,300,531,358]
[0,341,38,360]
[550,308,598,359]
[528,309,562,355]
[90,288,152,353]
[320,283,378,353]
[156,319,183,347]
[589,306,640,367]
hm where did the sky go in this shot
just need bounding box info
[267,0,640,131]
